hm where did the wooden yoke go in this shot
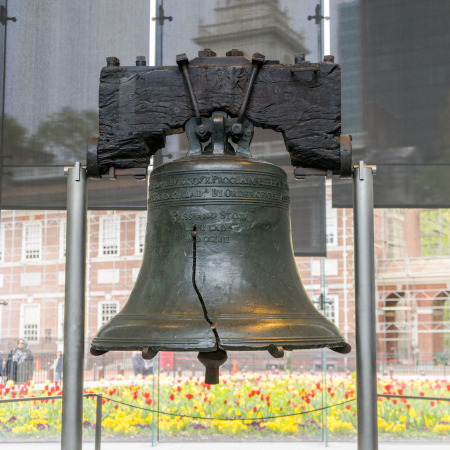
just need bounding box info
[90,52,346,178]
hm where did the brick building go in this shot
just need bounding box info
[0,195,448,362]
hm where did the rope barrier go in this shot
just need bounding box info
[96,395,357,422]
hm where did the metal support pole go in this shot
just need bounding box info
[95,395,103,450]
[61,163,87,450]
[353,161,378,450]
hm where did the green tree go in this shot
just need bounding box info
[29,107,98,163]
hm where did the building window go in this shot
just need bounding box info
[136,214,147,254]
[314,295,338,326]
[99,216,120,256]
[45,328,52,343]
[23,222,42,260]
[58,303,64,340]
[59,219,66,259]
[98,301,119,329]
[21,304,40,343]
[326,202,337,247]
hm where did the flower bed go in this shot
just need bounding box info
[0,374,449,440]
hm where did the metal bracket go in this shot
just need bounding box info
[108,167,147,181]
[185,111,254,157]
[85,137,147,181]
[294,134,353,180]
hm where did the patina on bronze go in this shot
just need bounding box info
[91,111,350,383]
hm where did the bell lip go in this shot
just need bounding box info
[90,339,349,353]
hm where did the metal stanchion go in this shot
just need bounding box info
[61,162,87,450]
[353,161,378,450]
[95,395,103,450]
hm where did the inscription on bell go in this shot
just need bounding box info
[150,174,289,191]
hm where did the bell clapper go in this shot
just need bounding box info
[197,349,228,385]
[142,347,158,360]
[330,343,352,355]
[90,346,108,356]
[268,346,285,359]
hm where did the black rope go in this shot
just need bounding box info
[95,394,356,422]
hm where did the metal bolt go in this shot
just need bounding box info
[295,53,305,64]
[136,56,146,66]
[198,48,216,57]
[226,49,244,57]
[231,123,243,137]
[195,124,208,139]
[176,53,189,65]
[323,55,335,63]
[106,57,120,67]
[191,230,197,238]
[252,52,265,65]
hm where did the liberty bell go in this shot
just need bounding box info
[91,52,350,384]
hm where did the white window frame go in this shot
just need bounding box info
[314,294,339,327]
[22,221,42,261]
[97,301,119,329]
[98,216,121,257]
[135,213,147,255]
[0,224,5,263]
[326,202,338,248]
[57,302,65,340]
[59,219,66,260]
[20,303,40,344]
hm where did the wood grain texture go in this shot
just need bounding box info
[97,61,341,174]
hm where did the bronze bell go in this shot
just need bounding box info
[91,112,350,384]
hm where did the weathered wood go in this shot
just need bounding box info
[97,59,341,174]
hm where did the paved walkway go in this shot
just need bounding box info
[1,442,449,449]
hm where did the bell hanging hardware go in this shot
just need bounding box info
[89,50,352,384]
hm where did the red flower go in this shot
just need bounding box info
[327,387,331,393]
[11,392,16,399]
[419,392,424,397]
[352,412,356,417]
[203,397,207,402]
[265,396,270,401]
[305,397,311,404]
[345,404,351,410]
[316,383,321,389]
[406,404,410,409]
[447,384,450,391]
[102,399,106,405]
[234,400,239,406]
[169,394,175,401]
[392,399,397,405]
[186,393,193,400]
[177,386,182,392]
[253,406,257,413]
[114,404,118,409]
[146,399,152,405]
[430,401,435,407]
[397,389,403,395]
[267,402,270,407]
[223,400,227,404]
[260,395,264,401]
[330,392,335,397]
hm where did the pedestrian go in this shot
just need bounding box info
[132,351,144,376]
[5,338,34,384]
[53,350,63,381]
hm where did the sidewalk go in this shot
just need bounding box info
[1,442,449,449]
